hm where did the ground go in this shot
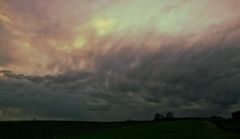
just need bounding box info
[61,120,240,139]
[0,120,239,139]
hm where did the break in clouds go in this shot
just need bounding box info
[0,0,240,120]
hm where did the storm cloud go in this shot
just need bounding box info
[0,0,240,121]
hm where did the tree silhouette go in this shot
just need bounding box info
[154,113,164,121]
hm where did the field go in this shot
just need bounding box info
[0,120,239,139]
[211,119,240,133]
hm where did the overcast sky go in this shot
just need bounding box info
[0,0,240,121]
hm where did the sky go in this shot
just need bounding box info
[0,0,240,121]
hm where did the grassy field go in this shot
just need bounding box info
[0,120,239,139]
[61,120,240,139]
[211,119,240,133]
[0,121,138,138]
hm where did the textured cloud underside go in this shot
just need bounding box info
[0,0,240,120]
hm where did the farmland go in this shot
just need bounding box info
[0,119,239,139]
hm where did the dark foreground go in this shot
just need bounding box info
[0,119,239,139]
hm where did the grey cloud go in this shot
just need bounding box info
[1,40,240,120]
[0,17,240,121]
[0,24,14,66]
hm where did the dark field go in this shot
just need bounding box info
[211,119,240,133]
[0,119,239,139]
[0,121,140,139]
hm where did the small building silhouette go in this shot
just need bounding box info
[232,111,240,119]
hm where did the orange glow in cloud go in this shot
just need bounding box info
[0,14,12,23]
[0,0,239,75]
[73,36,87,49]
[90,17,116,36]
